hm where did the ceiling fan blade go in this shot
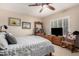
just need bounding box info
[28,4,40,6]
[47,5,55,10]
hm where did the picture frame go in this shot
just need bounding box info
[8,17,21,26]
[22,22,31,29]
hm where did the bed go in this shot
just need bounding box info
[0,35,54,56]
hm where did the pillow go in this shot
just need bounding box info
[5,33,17,44]
[0,34,8,49]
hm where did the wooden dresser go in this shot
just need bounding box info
[43,35,62,46]
[52,36,62,46]
[44,35,53,42]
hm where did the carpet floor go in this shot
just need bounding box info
[53,44,79,56]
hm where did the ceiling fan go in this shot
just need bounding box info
[28,3,55,13]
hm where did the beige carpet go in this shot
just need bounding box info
[53,44,79,56]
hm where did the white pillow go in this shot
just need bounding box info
[0,34,8,49]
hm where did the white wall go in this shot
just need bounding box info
[0,9,41,36]
[42,5,79,35]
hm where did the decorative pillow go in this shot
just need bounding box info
[0,34,8,49]
[5,33,17,44]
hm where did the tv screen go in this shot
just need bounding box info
[51,28,63,36]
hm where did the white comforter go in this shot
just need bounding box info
[7,36,54,56]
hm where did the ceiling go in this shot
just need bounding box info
[0,3,78,18]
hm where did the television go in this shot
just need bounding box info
[51,28,63,36]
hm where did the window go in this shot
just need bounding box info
[50,16,70,35]
[58,19,62,28]
[63,17,69,35]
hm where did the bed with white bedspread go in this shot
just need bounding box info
[0,36,54,56]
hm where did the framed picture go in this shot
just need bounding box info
[22,22,31,29]
[8,17,21,26]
